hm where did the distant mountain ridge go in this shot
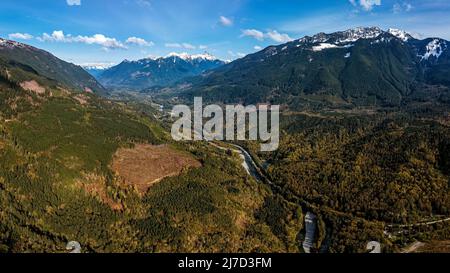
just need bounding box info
[97,53,226,90]
[150,27,450,109]
[82,63,114,78]
[0,38,106,95]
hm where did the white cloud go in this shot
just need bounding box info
[39,30,67,42]
[76,34,126,49]
[199,45,208,50]
[349,0,381,11]
[241,29,264,41]
[165,43,182,48]
[182,43,196,49]
[126,37,154,47]
[219,16,233,27]
[359,0,381,11]
[405,3,413,11]
[165,42,196,49]
[39,30,126,49]
[265,30,293,43]
[66,0,81,6]
[136,0,151,7]
[241,29,293,43]
[393,2,413,13]
[254,45,262,50]
[8,33,33,40]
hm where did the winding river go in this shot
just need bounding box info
[210,142,322,253]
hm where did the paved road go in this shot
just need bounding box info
[388,217,450,229]
[209,142,270,184]
[386,217,450,236]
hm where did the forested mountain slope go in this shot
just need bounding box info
[0,41,294,253]
[0,38,106,95]
[150,27,450,109]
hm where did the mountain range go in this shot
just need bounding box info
[0,38,106,95]
[148,27,450,109]
[95,53,226,90]
[82,64,113,78]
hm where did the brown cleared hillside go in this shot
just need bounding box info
[112,144,201,193]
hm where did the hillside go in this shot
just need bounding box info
[149,27,450,109]
[98,53,226,90]
[0,41,297,253]
[0,38,106,95]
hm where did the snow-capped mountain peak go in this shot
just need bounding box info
[387,28,412,42]
[80,63,115,70]
[192,53,219,61]
[337,27,383,43]
[296,27,418,48]
[166,52,191,60]
[297,27,384,45]
[165,52,219,61]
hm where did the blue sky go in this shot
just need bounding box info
[1,0,450,66]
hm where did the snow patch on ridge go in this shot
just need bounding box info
[371,37,394,44]
[421,39,447,60]
[312,43,339,51]
[312,43,354,52]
